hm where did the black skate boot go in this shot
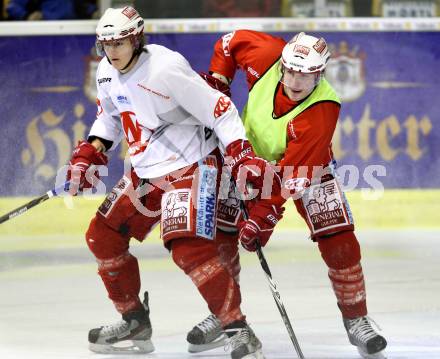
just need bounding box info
[224,320,265,359]
[187,314,226,352]
[88,291,154,354]
[343,316,387,359]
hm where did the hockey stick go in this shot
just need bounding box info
[254,242,305,359]
[0,182,68,225]
[241,200,305,359]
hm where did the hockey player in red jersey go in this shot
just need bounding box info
[66,8,282,359]
[188,30,387,359]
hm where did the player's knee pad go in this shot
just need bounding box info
[170,237,219,274]
[86,215,130,259]
[97,251,141,313]
[317,230,361,270]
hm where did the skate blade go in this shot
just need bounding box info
[188,333,227,353]
[89,339,155,354]
[357,347,387,359]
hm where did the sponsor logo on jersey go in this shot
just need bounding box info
[137,83,170,99]
[287,121,297,141]
[117,95,130,105]
[217,184,241,227]
[213,95,231,119]
[303,178,351,234]
[284,177,310,192]
[222,31,235,57]
[217,201,240,225]
[98,177,130,216]
[120,111,150,156]
[161,190,191,236]
[247,66,260,79]
[196,161,217,240]
[98,77,112,85]
[107,191,117,201]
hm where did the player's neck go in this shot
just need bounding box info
[119,54,140,74]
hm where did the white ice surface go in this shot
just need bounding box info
[0,229,439,359]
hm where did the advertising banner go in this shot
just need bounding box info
[0,32,438,195]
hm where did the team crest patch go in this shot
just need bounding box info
[161,190,191,236]
[302,178,350,234]
[122,6,137,19]
[96,98,103,116]
[213,96,231,119]
[293,44,310,56]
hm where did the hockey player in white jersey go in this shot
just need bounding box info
[65,6,284,359]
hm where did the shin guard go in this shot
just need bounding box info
[318,231,367,318]
[171,238,245,327]
[97,252,142,313]
[86,215,141,313]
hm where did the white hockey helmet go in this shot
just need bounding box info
[96,6,144,42]
[281,32,330,73]
[96,6,145,57]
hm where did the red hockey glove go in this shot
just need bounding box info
[225,139,281,200]
[66,140,108,195]
[238,200,284,252]
[199,71,231,97]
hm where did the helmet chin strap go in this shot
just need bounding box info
[315,72,323,85]
[119,52,138,72]
[106,46,144,73]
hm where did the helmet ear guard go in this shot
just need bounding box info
[281,32,330,74]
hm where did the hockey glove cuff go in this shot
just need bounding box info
[66,140,108,195]
[238,200,284,252]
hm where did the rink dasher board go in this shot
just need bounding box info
[0,17,440,36]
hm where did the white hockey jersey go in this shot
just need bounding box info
[89,44,246,179]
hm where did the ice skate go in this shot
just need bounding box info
[88,291,154,354]
[224,321,265,359]
[343,316,387,359]
[187,314,226,352]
